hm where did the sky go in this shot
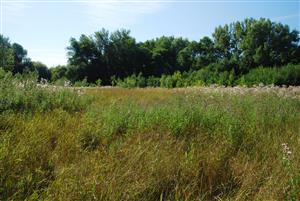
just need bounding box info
[1,0,299,67]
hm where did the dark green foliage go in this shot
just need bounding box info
[1,18,300,86]
[113,73,147,88]
[111,64,299,88]
[146,76,160,87]
[62,18,299,86]
[49,65,68,82]
[66,29,145,85]
[276,64,300,86]
[32,61,51,81]
[240,64,300,86]
[0,35,51,81]
[0,35,33,74]
[1,35,22,72]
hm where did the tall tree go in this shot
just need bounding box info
[12,43,32,74]
[0,35,15,71]
[32,61,51,80]
[66,19,299,84]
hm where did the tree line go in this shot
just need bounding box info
[0,36,51,80]
[1,18,299,86]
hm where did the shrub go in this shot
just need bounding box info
[74,77,89,87]
[53,77,70,86]
[113,73,147,88]
[95,78,102,87]
[240,67,279,86]
[0,70,91,113]
[146,76,160,87]
[160,74,174,88]
[276,64,300,86]
[240,64,300,86]
[101,64,300,88]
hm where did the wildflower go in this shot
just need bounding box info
[281,143,292,159]
[64,80,71,87]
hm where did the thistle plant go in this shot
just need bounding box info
[281,143,299,201]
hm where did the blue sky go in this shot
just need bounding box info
[1,0,299,67]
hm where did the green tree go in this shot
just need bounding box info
[32,61,51,80]
[50,65,68,82]
[65,20,299,86]
[12,43,30,73]
[0,35,15,71]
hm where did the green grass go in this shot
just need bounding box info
[1,74,300,200]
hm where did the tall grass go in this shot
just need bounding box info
[0,71,299,200]
[0,70,91,113]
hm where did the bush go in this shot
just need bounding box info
[160,74,174,88]
[95,78,102,87]
[146,76,160,87]
[240,64,300,86]
[0,70,91,113]
[114,73,146,88]
[53,77,70,86]
[74,77,89,87]
[57,64,300,88]
[240,67,279,86]
[276,64,300,86]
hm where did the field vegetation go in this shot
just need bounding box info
[1,70,300,200]
[1,16,300,200]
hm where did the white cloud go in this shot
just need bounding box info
[271,13,300,21]
[3,2,31,18]
[83,0,164,28]
[1,0,165,66]
[2,2,31,31]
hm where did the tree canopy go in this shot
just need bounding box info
[64,18,299,84]
[1,18,299,86]
[0,35,50,79]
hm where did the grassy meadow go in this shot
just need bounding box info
[1,74,300,200]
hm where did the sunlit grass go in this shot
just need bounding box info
[1,76,300,200]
